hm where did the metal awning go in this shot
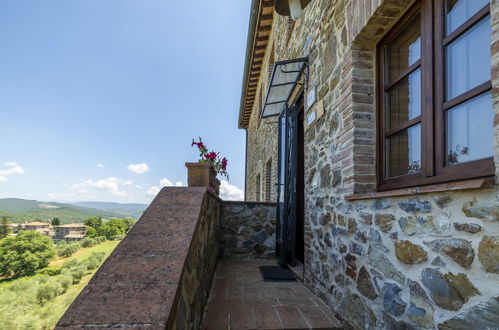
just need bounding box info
[261,57,308,118]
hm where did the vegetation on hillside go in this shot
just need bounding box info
[0,198,145,224]
[0,214,135,329]
[85,216,136,240]
[0,240,119,329]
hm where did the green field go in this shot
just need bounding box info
[0,240,119,330]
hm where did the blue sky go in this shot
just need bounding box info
[0,0,249,203]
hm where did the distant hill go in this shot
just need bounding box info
[70,201,148,219]
[0,198,143,224]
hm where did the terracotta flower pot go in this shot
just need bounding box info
[185,162,220,195]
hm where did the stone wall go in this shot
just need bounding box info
[245,31,279,202]
[243,0,499,328]
[167,191,222,330]
[220,201,277,259]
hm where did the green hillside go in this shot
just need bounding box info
[0,198,127,224]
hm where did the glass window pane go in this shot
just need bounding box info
[446,16,491,100]
[386,14,421,82]
[446,0,489,35]
[386,69,421,130]
[446,91,493,165]
[386,124,421,177]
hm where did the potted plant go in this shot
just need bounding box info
[186,137,228,195]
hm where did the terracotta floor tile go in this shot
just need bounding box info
[299,305,343,329]
[203,308,229,330]
[230,307,257,329]
[202,259,342,330]
[254,307,284,329]
[274,306,309,329]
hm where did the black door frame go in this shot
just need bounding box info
[276,94,305,267]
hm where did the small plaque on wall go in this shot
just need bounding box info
[304,100,325,132]
[306,86,316,110]
[307,110,317,125]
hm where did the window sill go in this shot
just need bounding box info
[345,177,495,201]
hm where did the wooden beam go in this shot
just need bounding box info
[262,0,273,7]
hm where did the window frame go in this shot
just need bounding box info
[377,0,494,191]
[265,158,272,202]
[255,173,261,202]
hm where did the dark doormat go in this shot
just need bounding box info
[259,265,297,282]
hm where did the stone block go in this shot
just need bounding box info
[424,238,475,269]
[382,283,406,316]
[421,268,464,311]
[478,235,499,273]
[394,240,428,264]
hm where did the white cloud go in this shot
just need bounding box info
[123,180,133,185]
[159,178,173,186]
[219,180,244,201]
[96,163,105,168]
[73,177,128,196]
[0,162,26,182]
[127,163,150,174]
[146,186,161,196]
[147,178,184,196]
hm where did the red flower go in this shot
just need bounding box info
[191,138,205,149]
[205,152,217,161]
[221,157,228,170]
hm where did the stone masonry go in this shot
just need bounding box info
[242,0,499,328]
[220,201,277,259]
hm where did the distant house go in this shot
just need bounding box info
[21,221,51,236]
[63,233,86,242]
[54,223,87,242]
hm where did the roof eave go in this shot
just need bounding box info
[238,0,261,129]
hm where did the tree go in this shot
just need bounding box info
[56,242,80,258]
[80,237,96,248]
[51,217,60,226]
[85,226,97,238]
[122,217,137,233]
[84,216,102,229]
[0,216,12,239]
[97,222,125,240]
[0,231,56,278]
[37,280,62,305]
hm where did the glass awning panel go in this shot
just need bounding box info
[261,57,308,118]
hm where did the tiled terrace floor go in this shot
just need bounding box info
[202,259,343,330]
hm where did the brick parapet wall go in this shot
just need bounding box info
[56,187,221,329]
